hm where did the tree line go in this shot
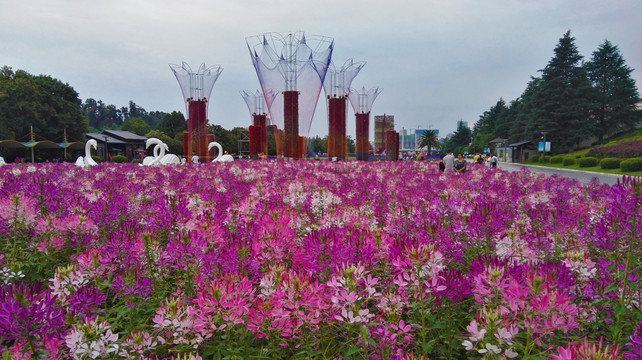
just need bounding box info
[0,65,251,159]
[469,31,640,155]
[1,64,355,159]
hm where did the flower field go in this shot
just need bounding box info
[0,161,640,359]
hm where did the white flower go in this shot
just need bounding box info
[462,340,474,351]
[505,348,519,358]
[485,343,502,354]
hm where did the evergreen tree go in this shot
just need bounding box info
[533,31,597,150]
[0,66,86,141]
[121,117,150,136]
[585,39,641,140]
[158,111,187,138]
[472,99,507,152]
[443,122,472,155]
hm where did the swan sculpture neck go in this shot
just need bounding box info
[208,142,224,162]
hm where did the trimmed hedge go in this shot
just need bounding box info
[111,155,128,163]
[578,157,599,168]
[550,155,564,164]
[529,154,540,163]
[620,158,642,172]
[599,158,621,169]
[563,157,575,166]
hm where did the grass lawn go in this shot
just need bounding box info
[525,159,642,176]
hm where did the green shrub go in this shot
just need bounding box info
[550,155,564,164]
[563,157,575,166]
[111,155,128,163]
[529,154,540,163]
[578,157,599,168]
[620,158,642,172]
[599,157,621,169]
[91,155,104,163]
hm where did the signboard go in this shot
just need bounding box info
[483,147,489,153]
[538,142,551,152]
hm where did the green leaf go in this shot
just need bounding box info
[604,283,620,293]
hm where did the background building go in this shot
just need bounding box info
[374,114,394,153]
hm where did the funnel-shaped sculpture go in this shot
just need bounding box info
[323,59,365,159]
[241,89,277,157]
[247,32,333,158]
[170,62,223,162]
[349,87,383,161]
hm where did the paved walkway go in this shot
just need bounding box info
[497,161,625,185]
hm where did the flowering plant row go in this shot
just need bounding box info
[0,161,640,359]
[587,139,642,158]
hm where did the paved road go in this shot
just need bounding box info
[497,161,624,185]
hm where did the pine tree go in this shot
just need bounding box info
[533,31,597,150]
[509,77,542,143]
[585,39,641,140]
[472,99,507,152]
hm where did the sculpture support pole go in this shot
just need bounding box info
[328,97,347,159]
[182,131,190,162]
[386,130,399,161]
[355,112,370,161]
[249,125,261,159]
[186,100,209,162]
[252,114,268,155]
[283,91,299,158]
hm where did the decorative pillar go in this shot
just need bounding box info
[355,113,370,161]
[241,89,274,156]
[249,125,261,159]
[349,87,383,161]
[386,130,399,161]
[170,62,223,162]
[247,32,333,158]
[324,59,365,159]
[283,90,300,158]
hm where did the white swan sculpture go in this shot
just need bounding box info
[75,139,98,167]
[142,138,163,166]
[159,143,181,165]
[208,142,234,162]
[0,156,5,166]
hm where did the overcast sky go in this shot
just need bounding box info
[1,0,640,139]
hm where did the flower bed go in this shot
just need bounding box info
[0,162,640,359]
[587,139,642,158]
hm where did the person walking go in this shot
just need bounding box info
[191,151,199,164]
[488,152,498,168]
[443,149,455,171]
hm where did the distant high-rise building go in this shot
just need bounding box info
[374,114,394,153]
[400,128,416,150]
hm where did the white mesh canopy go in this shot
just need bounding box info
[323,59,366,98]
[240,89,277,116]
[349,86,383,114]
[247,32,334,137]
[169,62,223,116]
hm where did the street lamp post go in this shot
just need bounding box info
[104,135,108,162]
